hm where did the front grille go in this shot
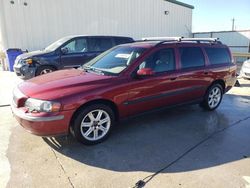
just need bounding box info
[14,67,21,73]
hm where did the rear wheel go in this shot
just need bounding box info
[72,104,115,145]
[36,66,56,76]
[200,84,223,111]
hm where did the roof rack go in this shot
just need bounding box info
[181,38,220,43]
[140,37,222,46]
[142,37,183,41]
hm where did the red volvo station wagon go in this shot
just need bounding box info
[12,38,237,145]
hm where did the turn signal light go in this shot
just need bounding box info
[26,59,33,64]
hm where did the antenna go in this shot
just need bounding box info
[232,18,235,31]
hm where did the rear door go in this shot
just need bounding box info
[175,46,210,102]
[60,37,91,68]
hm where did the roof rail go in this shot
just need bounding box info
[156,37,222,46]
[138,37,222,46]
[142,37,183,41]
[181,38,220,42]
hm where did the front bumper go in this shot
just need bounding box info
[11,104,74,136]
[13,64,36,80]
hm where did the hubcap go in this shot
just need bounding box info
[208,87,221,108]
[80,109,111,141]
[40,69,53,75]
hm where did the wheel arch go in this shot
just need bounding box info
[69,99,119,133]
[200,79,225,111]
[208,79,226,93]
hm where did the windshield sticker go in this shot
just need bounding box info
[115,54,131,59]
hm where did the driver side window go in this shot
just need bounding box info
[138,48,176,73]
[62,38,88,54]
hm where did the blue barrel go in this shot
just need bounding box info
[5,49,23,72]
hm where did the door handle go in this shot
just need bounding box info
[170,77,177,81]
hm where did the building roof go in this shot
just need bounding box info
[165,0,194,9]
[193,29,250,34]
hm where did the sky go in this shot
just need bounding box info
[182,0,250,32]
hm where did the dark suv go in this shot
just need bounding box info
[12,37,237,145]
[13,35,134,79]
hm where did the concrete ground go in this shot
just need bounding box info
[0,71,250,188]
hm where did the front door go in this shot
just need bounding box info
[60,37,95,68]
[125,48,182,115]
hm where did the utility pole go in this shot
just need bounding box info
[232,18,235,31]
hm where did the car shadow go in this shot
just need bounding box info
[239,83,250,87]
[42,101,250,174]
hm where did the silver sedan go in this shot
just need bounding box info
[240,59,250,79]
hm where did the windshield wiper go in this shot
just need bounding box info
[82,65,104,75]
[82,65,90,71]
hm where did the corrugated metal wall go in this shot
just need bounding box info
[193,30,250,53]
[0,0,192,51]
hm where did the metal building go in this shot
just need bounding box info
[0,0,193,51]
[193,30,250,53]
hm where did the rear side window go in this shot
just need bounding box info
[179,47,205,69]
[88,38,113,52]
[114,37,133,45]
[205,47,231,65]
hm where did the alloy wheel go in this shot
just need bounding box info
[40,69,53,75]
[208,86,222,109]
[80,109,111,141]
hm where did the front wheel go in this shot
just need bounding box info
[36,66,56,76]
[72,104,115,145]
[200,84,223,111]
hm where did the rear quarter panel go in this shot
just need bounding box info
[203,45,237,91]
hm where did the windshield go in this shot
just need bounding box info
[83,46,146,75]
[44,37,72,51]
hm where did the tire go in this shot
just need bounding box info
[36,66,56,76]
[72,104,115,145]
[200,84,223,111]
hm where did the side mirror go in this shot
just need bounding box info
[61,47,69,54]
[137,68,154,77]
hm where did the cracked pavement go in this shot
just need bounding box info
[0,71,250,188]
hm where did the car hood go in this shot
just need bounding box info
[18,69,115,100]
[17,50,52,60]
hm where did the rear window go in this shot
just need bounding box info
[88,38,113,52]
[179,47,205,69]
[205,47,231,65]
[114,37,133,45]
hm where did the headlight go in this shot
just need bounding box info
[25,59,33,64]
[15,56,22,64]
[24,98,61,113]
